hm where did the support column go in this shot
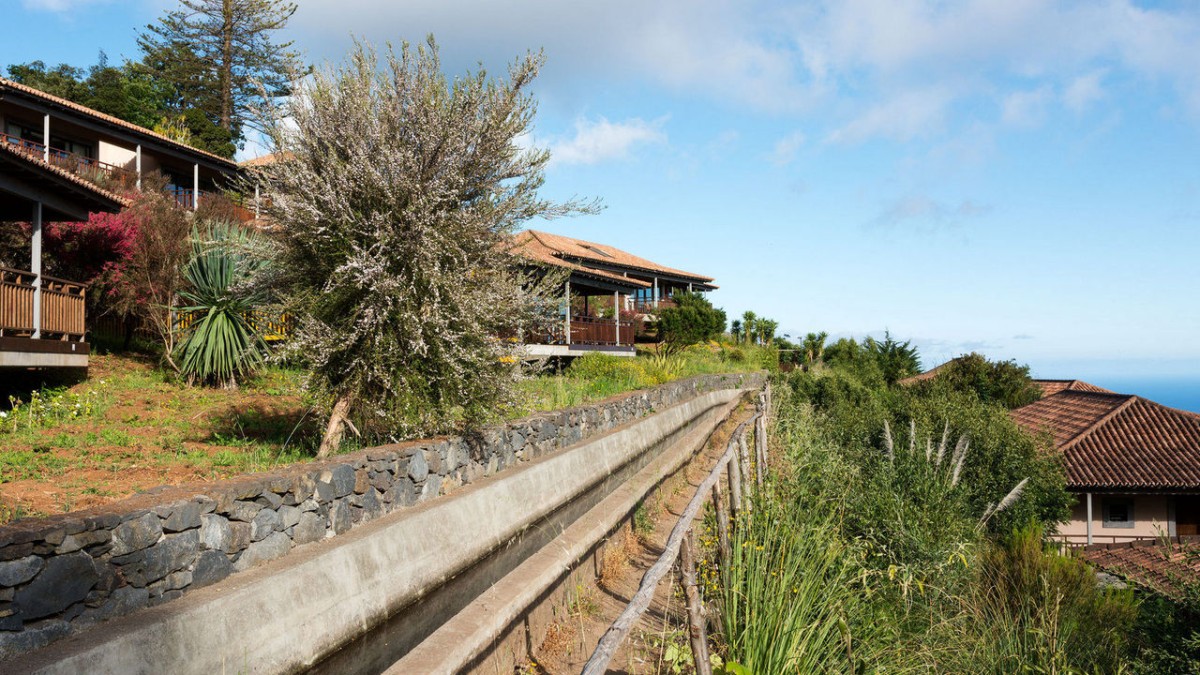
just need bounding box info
[193,163,200,211]
[42,114,50,163]
[653,277,659,308]
[613,291,620,345]
[563,280,571,345]
[136,145,142,191]
[31,202,43,339]
[254,184,261,219]
[1086,492,1093,546]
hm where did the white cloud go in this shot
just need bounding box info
[827,88,953,144]
[547,116,666,167]
[287,0,1200,132]
[1002,85,1054,127]
[21,0,106,10]
[873,195,992,229]
[771,130,807,165]
[1063,70,1106,112]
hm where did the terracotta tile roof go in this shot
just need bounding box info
[1013,391,1200,489]
[521,229,714,283]
[0,140,130,209]
[897,359,955,385]
[508,231,650,290]
[0,77,237,169]
[239,152,291,168]
[1082,540,1200,599]
[1035,379,1115,396]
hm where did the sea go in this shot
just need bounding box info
[1085,377,1200,414]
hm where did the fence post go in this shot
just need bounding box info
[728,452,743,515]
[711,482,731,570]
[680,528,712,675]
[738,433,753,512]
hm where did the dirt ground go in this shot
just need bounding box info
[527,402,751,674]
[0,354,311,522]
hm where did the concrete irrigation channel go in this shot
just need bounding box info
[4,381,761,674]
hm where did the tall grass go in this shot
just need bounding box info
[719,492,879,673]
[918,526,1138,673]
[517,343,774,414]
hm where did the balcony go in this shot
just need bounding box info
[516,314,635,358]
[3,131,137,193]
[3,132,257,221]
[0,267,89,368]
[631,297,677,313]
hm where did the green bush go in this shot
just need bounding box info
[918,352,1043,409]
[920,526,1138,673]
[656,292,727,354]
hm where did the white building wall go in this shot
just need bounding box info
[1055,493,1173,544]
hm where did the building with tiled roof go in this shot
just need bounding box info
[508,230,716,359]
[1012,388,1200,545]
[515,230,716,315]
[1081,539,1200,599]
[1,77,245,371]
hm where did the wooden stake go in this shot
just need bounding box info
[712,482,731,570]
[728,451,743,515]
[680,529,712,675]
[738,434,754,511]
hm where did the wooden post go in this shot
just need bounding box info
[728,452,743,515]
[738,433,754,510]
[564,280,572,345]
[754,423,765,489]
[712,482,731,570]
[613,290,620,345]
[31,202,42,339]
[680,529,712,675]
[1086,492,1093,546]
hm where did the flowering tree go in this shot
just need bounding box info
[256,38,593,456]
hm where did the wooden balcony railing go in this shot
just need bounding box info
[3,132,259,222]
[0,267,87,341]
[174,309,293,342]
[632,297,678,313]
[569,315,633,346]
[2,132,137,193]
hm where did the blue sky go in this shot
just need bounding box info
[6,0,1200,383]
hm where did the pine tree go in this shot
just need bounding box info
[138,0,304,155]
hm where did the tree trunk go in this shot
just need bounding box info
[220,0,234,132]
[317,393,353,458]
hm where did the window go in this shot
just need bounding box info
[1102,499,1134,529]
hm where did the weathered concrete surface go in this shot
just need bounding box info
[389,391,745,674]
[5,387,749,675]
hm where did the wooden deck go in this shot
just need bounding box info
[517,314,636,358]
[0,266,88,368]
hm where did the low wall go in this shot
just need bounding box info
[0,371,763,662]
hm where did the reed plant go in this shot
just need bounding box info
[718,486,884,673]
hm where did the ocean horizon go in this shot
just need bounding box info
[1084,377,1200,414]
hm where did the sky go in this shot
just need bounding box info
[6,0,1200,388]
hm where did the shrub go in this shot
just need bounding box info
[656,292,727,354]
[174,220,272,388]
[921,526,1138,673]
[919,352,1043,409]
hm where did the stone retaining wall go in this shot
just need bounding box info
[0,371,762,660]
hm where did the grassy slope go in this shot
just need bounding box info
[0,342,772,522]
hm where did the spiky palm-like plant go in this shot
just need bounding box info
[175,220,271,389]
